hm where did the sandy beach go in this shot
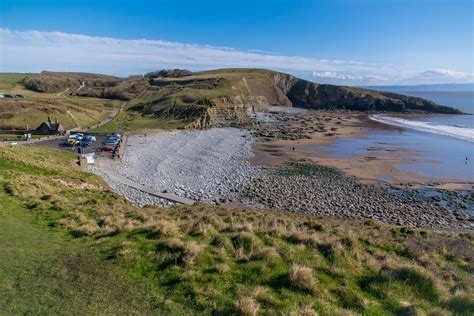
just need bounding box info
[252,109,474,190]
[90,108,473,230]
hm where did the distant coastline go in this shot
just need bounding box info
[363,82,474,92]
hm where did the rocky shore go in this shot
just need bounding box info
[113,128,259,202]
[91,108,472,231]
[238,162,473,230]
[251,108,353,141]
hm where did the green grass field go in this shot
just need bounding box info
[91,104,192,132]
[0,73,28,89]
[0,134,44,141]
[0,73,121,130]
[0,144,472,314]
[0,146,188,314]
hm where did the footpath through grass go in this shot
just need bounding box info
[0,195,173,314]
[91,104,191,133]
[0,144,473,314]
[0,146,188,314]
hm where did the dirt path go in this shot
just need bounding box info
[65,109,82,130]
[87,102,125,130]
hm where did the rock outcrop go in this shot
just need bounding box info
[184,69,462,128]
[23,69,463,129]
[286,80,461,113]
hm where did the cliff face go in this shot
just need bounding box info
[187,70,461,128]
[286,80,462,114]
[23,69,463,130]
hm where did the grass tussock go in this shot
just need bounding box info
[234,296,260,316]
[289,264,317,293]
[1,144,473,314]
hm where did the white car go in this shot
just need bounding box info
[84,135,96,142]
[68,134,83,141]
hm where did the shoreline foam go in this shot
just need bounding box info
[370,114,474,143]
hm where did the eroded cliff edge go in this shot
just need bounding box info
[23,69,463,129]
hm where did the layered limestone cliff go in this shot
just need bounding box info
[24,69,463,130]
[186,69,461,128]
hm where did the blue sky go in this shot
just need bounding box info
[1,0,473,85]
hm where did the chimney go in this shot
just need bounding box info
[47,117,51,124]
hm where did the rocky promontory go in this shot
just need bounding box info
[22,68,463,129]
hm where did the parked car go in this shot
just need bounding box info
[67,138,80,146]
[68,134,83,141]
[80,139,93,147]
[104,139,120,146]
[84,135,96,142]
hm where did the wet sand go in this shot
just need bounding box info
[251,110,473,190]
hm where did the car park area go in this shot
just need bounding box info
[32,132,124,158]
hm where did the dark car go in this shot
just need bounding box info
[104,139,120,146]
[80,139,93,147]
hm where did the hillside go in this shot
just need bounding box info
[0,144,473,314]
[0,73,120,130]
[24,71,149,100]
[20,69,462,131]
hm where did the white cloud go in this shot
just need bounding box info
[0,28,373,76]
[312,71,388,85]
[0,28,472,86]
[405,68,474,84]
[312,68,474,86]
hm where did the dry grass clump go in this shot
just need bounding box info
[152,219,180,237]
[289,264,316,293]
[234,296,260,316]
[215,263,230,274]
[232,232,262,261]
[253,246,280,261]
[189,222,216,237]
[72,221,100,237]
[289,304,318,316]
[164,238,203,266]
[286,230,309,244]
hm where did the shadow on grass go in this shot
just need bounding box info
[358,267,439,302]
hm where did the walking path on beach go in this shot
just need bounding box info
[95,158,195,205]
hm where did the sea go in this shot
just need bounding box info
[371,91,474,181]
[321,90,474,182]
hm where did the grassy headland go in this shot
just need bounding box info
[0,73,120,130]
[0,144,472,314]
[3,68,462,133]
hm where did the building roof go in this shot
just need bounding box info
[37,121,62,132]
